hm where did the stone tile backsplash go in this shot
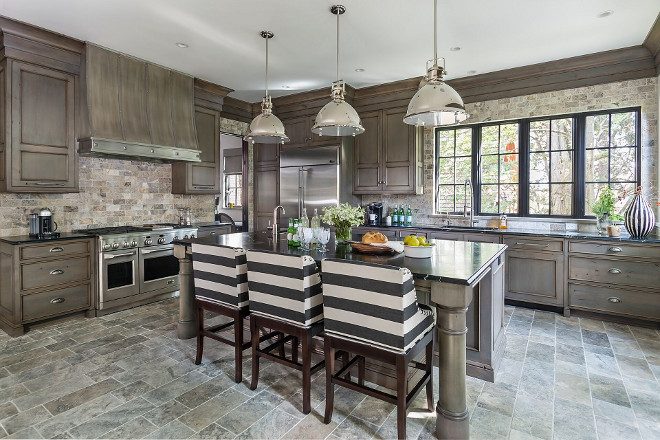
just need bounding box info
[364,77,659,230]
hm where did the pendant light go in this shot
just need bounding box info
[403,0,468,126]
[246,31,289,144]
[311,5,364,137]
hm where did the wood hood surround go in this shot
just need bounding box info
[78,44,203,163]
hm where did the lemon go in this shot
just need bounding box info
[403,235,416,245]
[418,236,427,244]
[407,237,420,247]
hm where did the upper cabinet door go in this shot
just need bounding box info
[119,56,150,144]
[171,73,197,149]
[9,61,77,191]
[282,117,309,148]
[147,64,174,146]
[382,108,416,193]
[86,45,123,140]
[353,111,382,194]
[254,143,279,168]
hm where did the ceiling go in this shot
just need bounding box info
[0,0,658,102]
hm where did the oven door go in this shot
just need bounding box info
[139,245,180,294]
[101,250,140,302]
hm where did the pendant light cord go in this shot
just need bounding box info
[433,0,437,66]
[336,8,340,82]
[265,35,269,97]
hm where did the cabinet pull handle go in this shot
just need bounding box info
[193,186,214,189]
[210,231,217,235]
[50,247,64,253]
[608,268,622,274]
[50,269,64,275]
[514,242,550,247]
[167,280,175,285]
[608,246,623,253]
[607,297,621,304]
[50,297,65,304]
[31,182,65,186]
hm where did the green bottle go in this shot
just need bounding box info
[393,204,399,226]
[406,205,413,226]
[291,220,301,247]
[287,219,294,246]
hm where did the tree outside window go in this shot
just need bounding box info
[479,123,519,214]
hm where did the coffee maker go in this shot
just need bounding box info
[37,208,59,238]
[366,202,383,226]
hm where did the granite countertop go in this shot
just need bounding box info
[176,232,507,285]
[0,232,95,245]
[358,224,660,244]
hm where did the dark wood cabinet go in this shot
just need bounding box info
[353,108,422,195]
[1,60,78,192]
[172,106,220,194]
[254,143,280,168]
[255,167,280,232]
[282,116,335,149]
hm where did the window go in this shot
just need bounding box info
[479,123,519,214]
[436,128,472,213]
[584,111,639,215]
[528,118,574,216]
[434,108,640,218]
[224,174,242,208]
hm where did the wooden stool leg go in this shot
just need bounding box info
[302,331,312,414]
[194,303,203,365]
[396,354,408,440]
[342,351,351,381]
[323,335,335,424]
[250,316,260,390]
[358,355,365,386]
[234,312,244,383]
[278,332,286,358]
[292,337,299,364]
[426,331,435,412]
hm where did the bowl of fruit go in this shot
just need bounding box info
[403,235,435,258]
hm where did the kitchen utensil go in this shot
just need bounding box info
[38,208,58,236]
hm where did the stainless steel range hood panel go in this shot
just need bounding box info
[78,138,201,163]
[79,44,202,163]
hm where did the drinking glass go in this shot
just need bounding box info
[317,228,330,252]
[313,227,323,249]
[301,227,314,251]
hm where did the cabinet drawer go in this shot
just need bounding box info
[429,231,464,241]
[568,241,660,260]
[503,236,563,252]
[569,283,659,321]
[505,250,564,306]
[568,256,660,289]
[20,256,91,291]
[20,240,91,261]
[22,283,91,322]
[463,233,500,244]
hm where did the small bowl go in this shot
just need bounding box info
[404,244,434,258]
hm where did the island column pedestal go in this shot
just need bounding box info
[431,281,474,440]
[174,244,197,339]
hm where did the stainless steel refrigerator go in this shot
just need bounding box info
[279,144,360,225]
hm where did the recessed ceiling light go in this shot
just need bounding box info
[467,70,477,75]
[355,68,365,72]
[597,10,613,18]
[175,42,189,48]
[450,47,461,52]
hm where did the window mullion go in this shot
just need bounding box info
[519,119,530,217]
[473,125,481,216]
[574,114,586,218]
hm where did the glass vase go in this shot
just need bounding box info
[596,214,611,235]
[334,225,352,243]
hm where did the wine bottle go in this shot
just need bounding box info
[300,208,309,228]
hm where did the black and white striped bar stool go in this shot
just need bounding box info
[192,243,251,383]
[246,249,325,414]
[321,259,436,440]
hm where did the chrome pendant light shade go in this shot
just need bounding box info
[246,31,289,144]
[312,5,364,137]
[404,0,468,126]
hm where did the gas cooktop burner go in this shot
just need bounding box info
[76,226,152,235]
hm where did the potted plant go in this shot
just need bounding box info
[321,203,365,243]
[590,186,618,234]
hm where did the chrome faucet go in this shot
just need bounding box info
[272,205,285,239]
[463,179,475,226]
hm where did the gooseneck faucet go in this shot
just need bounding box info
[463,179,475,226]
[272,205,285,239]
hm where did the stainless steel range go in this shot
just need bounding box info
[78,225,197,315]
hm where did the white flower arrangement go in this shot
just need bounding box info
[321,203,365,229]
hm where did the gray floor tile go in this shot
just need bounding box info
[197,423,237,439]
[585,350,621,378]
[143,419,195,439]
[216,391,283,434]
[0,402,18,422]
[476,382,517,417]
[637,418,660,440]
[44,377,122,416]
[589,373,630,408]
[627,386,660,424]
[469,406,512,438]
[1,405,51,435]
[67,397,155,438]
[142,370,211,406]
[510,394,552,440]
[581,329,610,347]
[630,327,659,342]
[329,414,381,440]
[143,400,191,428]
[102,416,158,439]
[34,393,123,438]
[179,389,249,432]
[595,415,642,440]
[592,398,636,425]
[555,371,590,405]
[282,411,338,440]
[553,397,597,440]
[350,395,395,426]
[525,342,555,364]
[616,354,656,381]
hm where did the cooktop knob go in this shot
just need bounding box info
[103,244,111,251]
[111,243,119,250]
[131,241,138,247]
[190,234,196,239]
[173,236,179,240]
[122,242,129,248]
[157,237,166,244]
[183,234,189,239]
[144,238,153,246]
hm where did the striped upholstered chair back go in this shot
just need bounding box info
[246,250,323,326]
[192,243,249,309]
[321,259,435,353]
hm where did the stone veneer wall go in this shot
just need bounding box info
[0,117,249,237]
[363,77,659,230]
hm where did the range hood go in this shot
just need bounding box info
[78,44,202,163]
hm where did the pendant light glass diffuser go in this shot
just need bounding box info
[246,31,289,144]
[403,0,468,126]
[312,5,364,137]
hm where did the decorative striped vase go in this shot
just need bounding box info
[623,192,655,239]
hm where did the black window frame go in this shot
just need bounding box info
[434,107,642,219]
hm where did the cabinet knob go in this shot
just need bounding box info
[607,297,621,304]
[49,247,64,253]
[50,297,65,304]
[49,269,64,275]
[608,246,623,253]
[608,268,622,274]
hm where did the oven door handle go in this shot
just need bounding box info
[141,248,172,255]
[104,252,137,259]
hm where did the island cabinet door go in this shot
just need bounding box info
[505,250,565,306]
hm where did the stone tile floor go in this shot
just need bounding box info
[0,299,658,439]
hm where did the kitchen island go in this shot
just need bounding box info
[175,232,507,439]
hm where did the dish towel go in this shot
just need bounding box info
[371,241,404,253]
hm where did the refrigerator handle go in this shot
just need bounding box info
[301,168,308,215]
[298,168,303,218]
